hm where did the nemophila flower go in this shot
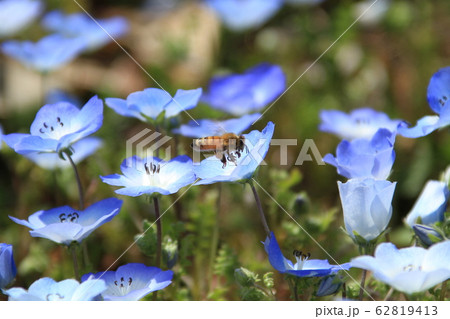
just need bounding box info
[9,198,122,245]
[202,63,286,116]
[101,155,196,197]
[81,263,173,301]
[3,277,106,301]
[0,0,43,38]
[316,275,343,297]
[1,34,86,73]
[338,178,396,242]
[0,124,3,150]
[23,137,103,170]
[194,121,274,185]
[173,113,261,138]
[0,243,17,289]
[42,11,128,51]
[3,96,103,156]
[351,241,450,294]
[323,129,395,180]
[399,67,450,138]
[412,224,444,248]
[319,108,405,140]
[405,180,449,226]
[105,88,202,122]
[204,0,283,31]
[264,232,350,277]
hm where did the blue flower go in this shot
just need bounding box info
[316,275,343,297]
[9,198,122,245]
[101,155,196,197]
[405,180,449,226]
[173,113,261,138]
[194,121,274,185]
[105,88,202,122]
[0,243,17,289]
[412,224,444,248]
[81,263,173,301]
[264,232,350,277]
[3,277,106,301]
[338,178,396,242]
[323,129,395,180]
[202,63,286,116]
[1,34,86,73]
[23,137,103,170]
[399,67,450,138]
[0,124,3,150]
[204,0,283,31]
[3,96,103,155]
[351,241,450,294]
[319,108,405,140]
[0,0,43,38]
[42,11,128,51]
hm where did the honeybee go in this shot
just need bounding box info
[191,133,247,168]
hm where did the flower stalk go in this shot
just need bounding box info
[64,150,84,210]
[249,182,270,237]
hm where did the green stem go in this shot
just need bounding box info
[65,152,84,210]
[440,280,447,301]
[249,183,271,237]
[153,197,162,268]
[359,270,367,301]
[70,245,80,281]
[208,184,222,293]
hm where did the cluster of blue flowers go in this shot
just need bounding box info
[0,0,289,300]
[318,66,450,296]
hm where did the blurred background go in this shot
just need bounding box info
[0,0,449,300]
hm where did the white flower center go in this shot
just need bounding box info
[111,276,133,296]
[37,117,71,140]
[289,250,310,271]
[142,162,162,186]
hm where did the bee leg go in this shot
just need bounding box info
[221,154,227,169]
[236,150,241,158]
[228,153,237,166]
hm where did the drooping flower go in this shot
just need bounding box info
[173,113,261,138]
[9,198,122,245]
[264,232,350,277]
[351,241,450,294]
[338,178,396,242]
[3,96,103,156]
[194,121,274,185]
[319,108,405,140]
[101,155,196,197]
[405,180,449,226]
[323,129,395,180]
[202,63,286,116]
[399,66,450,138]
[81,263,173,301]
[0,243,17,289]
[105,88,202,122]
[1,34,86,73]
[316,274,343,297]
[204,0,283,31]
[42,11,128,51]
[23,137,103,170]
[0,0,43,38]
[412,224,444,248]
[3,277,106,301]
